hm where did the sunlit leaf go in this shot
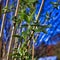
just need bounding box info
[28,0,37,3]
[45,12,50,20]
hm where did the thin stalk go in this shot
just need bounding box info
[0,0,9,37]
[12,0,20,60]
[17,22,22,51]
[0,0,9,60]
[32,37,34,60]
[32,0,44,60]
[2,42,6,60]
[6,0,20,60]
[6,26,14,60]
[31,31,34,60]
[0,1,2,58]
[36,0,44,20]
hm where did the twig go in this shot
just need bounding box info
[32,37,34,60]
[2,42,6,60]
[0,0,9,60]
[36,0,44,20]
[31,31,34,60]
[0,0,9,37]
[6,0,20,60]
[32,0,44,60]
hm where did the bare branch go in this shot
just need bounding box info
[6,0,20,60]
[36,0,44,20]
[0,0,9,37]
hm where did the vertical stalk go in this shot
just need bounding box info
[36,0,44,20]
[13,0,20,49]
[32,36,34,60]
[6,26,14,60]
[31,31,34,60]
[0,1,2,59]
[0,0,9,60]
[0,0,9,37]
[17,24,21,50]
[32,0,44,60]
[2,42,6,60]
[6,0,20,60]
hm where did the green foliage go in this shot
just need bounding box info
[50,1,60,9]
[11,0,48,59]
[2,4,15,14]
[2,0,59,60]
